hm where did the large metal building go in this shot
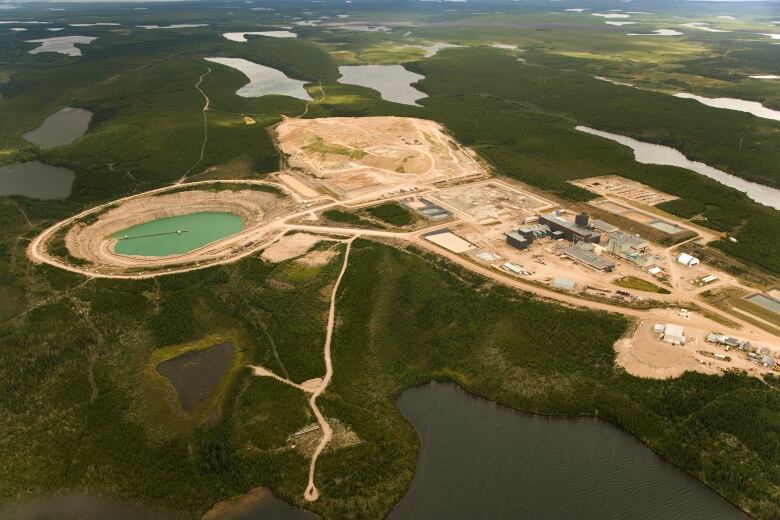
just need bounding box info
[539,212,601,244]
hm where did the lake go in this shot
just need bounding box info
[222,30,297,42]
[113,211,244,257]
[23,107,92,149]
[576,126,780,210]
[0,161,74,200]
[338,65,427,106]
[203,487,319,520]
[25,35,96,56]
[674,93,780,122]
[390,383,747,520]
[204,57,312,100]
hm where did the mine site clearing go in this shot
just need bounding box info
[28,116,780,380]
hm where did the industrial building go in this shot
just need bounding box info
[559,243,615,272]
[590,219,619,234]
[677,253,700,267]
[605,232,655,268]
[539,212,601,244]
[553,277,576,291]
[655,323,685,345]
[607,232,649,253]
[506,231,529,250]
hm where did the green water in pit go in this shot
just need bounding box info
[113,212,243,257]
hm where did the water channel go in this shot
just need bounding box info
[576,125,780,210]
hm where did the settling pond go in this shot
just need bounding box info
[113,212,243,257]
[389,383,746,520]
[0,161,74,200]
[23,106,92,149]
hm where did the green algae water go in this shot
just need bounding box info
[113,212,243,257]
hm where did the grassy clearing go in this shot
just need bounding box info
[613,276,671,294]
[303,136,367,159]
[321,209,384,230]
[363,202,414,227]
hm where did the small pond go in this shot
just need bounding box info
[113,211,243,257]
[576,125,780,210]
[23,107,93,149]
[390,383,747,520]
[0,161,74,200]
[338,65,427,106]
[156,341,235,413]
[205,57,312,100]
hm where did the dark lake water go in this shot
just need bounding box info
[156,341,234,412]
[390,382,747,520]
[0,161,75,200]
[23,106,92,149]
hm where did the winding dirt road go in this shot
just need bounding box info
[178,66,212,183]
[304,237,355,501]
[247,237,355,502]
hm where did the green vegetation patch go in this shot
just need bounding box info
[364,202,414,227]
[303,136,367,160]
[322,209,384,229]
[613,276,671,294]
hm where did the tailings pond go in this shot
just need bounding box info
[338,65,427,106]
[156,341,234,412]
[576,125,780,210]
[23,107,92,149]
[113,212,243,257]
[0,161,74,200]
[390,383,746,520]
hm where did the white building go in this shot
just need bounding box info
[662,323,685,345]
[677,253,700,267]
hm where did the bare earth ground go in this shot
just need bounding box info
[260,233,325,263]
[275,116,483,200]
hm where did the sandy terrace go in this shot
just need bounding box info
[65,189,289,270]
[571,175,678,206]
[275,116,483,199]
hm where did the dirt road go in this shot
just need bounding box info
[304,237,355,501]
